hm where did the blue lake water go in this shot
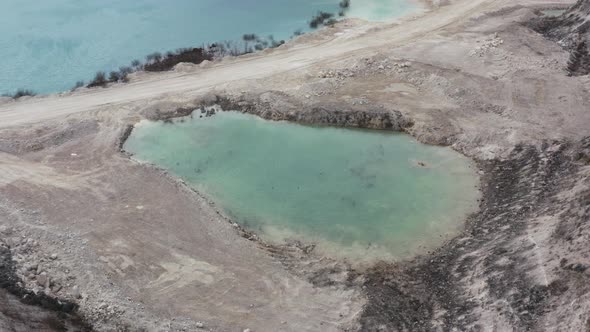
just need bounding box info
[125,112,480,261]
[1,0,418,95]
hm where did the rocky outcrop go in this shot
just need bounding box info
[0,239,92,331]
[200,94,415,131]
[529,0,590,75]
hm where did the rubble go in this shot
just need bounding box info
[469,33,504,57]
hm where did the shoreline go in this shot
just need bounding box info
[121,106,482,266]
[1,0,426,98]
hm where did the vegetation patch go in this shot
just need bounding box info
[2,88,36,99]
[143,48,213,72]
[68,1,350,91]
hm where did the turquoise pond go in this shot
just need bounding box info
[1,0,418,95]
[124,112,480,261]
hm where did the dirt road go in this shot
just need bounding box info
[0,0,492,128]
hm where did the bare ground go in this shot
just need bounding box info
[1,0,590,331]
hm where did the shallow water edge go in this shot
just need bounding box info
[122,97,481,265]
[1,0,422,95]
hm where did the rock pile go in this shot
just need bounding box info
[317,69,355,80]
[469,33,504,57]
[365,57,411,73]
[1,226,75,299]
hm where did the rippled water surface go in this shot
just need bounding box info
[125,112,479,261]
[1,0,417,95]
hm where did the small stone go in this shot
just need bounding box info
[72,285,82,299]
[243,329,251,332]
[52,284,62,293]
[196,322,204,328]
[36,273,48,287]
[50,254,58,260]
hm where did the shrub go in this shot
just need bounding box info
[109,71,121,82]
[242,34,258,42]
[131,59,142,68]
[146,52,163,63]
[72,81,85,91]
[119,66,133,75]
[4,89,36,99]
[143,48,214,72]
[220,40,242,56]
[319,11,334,20]
[267,35,284,48]
[242,34,259,53]
[338,0,350,17]
[120,72,130,83]
[87,71,107,88]
[310,11,334,29]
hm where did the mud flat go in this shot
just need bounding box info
[0,0,590,331]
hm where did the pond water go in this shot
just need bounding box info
[1,0,418,95]
[541,9,566,17]
[124,112,480,261]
